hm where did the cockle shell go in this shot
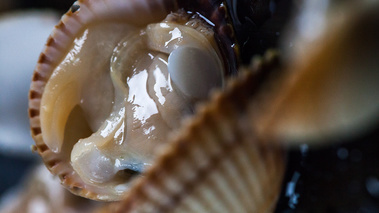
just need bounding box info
[29,0,237,201]
[254,1,379,145]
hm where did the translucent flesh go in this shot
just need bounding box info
[40,19,224,196]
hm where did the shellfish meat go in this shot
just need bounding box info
[29,0,237,201]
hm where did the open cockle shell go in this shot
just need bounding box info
[29,0,237,201]
[26,0,379,211]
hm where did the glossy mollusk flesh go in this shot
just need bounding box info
[27,0,379,211]
[29,0,237,201]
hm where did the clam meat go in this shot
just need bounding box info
[29,0,237,201]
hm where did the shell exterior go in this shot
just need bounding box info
[29,0,237,201]
[107,51,285,213]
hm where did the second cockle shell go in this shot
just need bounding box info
[29,0,237,201]
[255,1,379,145]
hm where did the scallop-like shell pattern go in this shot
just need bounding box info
[103,51,285,212]
[29,0,237,201]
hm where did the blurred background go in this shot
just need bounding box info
[0,0,74,202]
[0,0,378,212]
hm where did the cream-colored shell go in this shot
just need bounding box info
[255,2,379,145]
